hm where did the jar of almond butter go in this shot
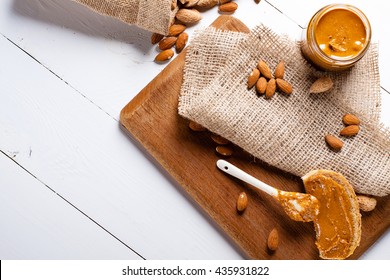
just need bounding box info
[301,4,371,71]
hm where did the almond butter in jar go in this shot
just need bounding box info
[301,4,371,71]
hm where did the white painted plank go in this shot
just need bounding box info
[0,152,140,259]
[0,35,242,259]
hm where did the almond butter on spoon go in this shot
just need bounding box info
[217,160,319,222]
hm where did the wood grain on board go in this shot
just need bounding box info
[120,15,390,259]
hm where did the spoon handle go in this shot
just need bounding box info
[217,160,278,197]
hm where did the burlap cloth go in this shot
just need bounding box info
[74,0,176,35]
[179,25,390,197]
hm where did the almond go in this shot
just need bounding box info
[340,125,360,137]
[309,76,333,94]
[247,68,260,89]
[171,0,178,10]
[256,77,267,95]
[218,2,238,13]
[265,78,276,99]
[155,49,174,62]
[189,120,206,131]
[151,33,164,44]
[175,9,202,25]
[267,228,279,251]
[274,60,285,79]
[216,145,233,157]
[168,24,186,36]
[184,0,200,8]
[219,0,232,4]
[158,36,177,50]
[276,78,293,94]
[236,192,248,212]
[175,32,188,53]
[211,134,230,145]
[325,134,344,151]
[357,195,377,212]
[342,114,360,126]
[195,0,219,9]
[257,60,273,79]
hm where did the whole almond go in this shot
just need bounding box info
[257,60,273,79]
[267,228,279,251]
[168,24,186,36]
[220,0,232,4]
[158,36,177,50]
[175,9,202,24]
[195,0,219,9]
[211,134,230,145]
[236,192,248,212]
[175,32,189,53]
[325,134,344,151]
[342,114,360,126]
[340,125,360,137]
[189,120,206,131]
[218,2,238,13]
[216,145,233,157]
[184,0,200,8]
[256,77,267,95]
[276,78,293,94]
[309,76,333,94]
[357,195,377,212]
[247,68,260,89]
[274,60,285,79]
[155,49,174,62]
[151,33,164,45]
[265,78,276,99]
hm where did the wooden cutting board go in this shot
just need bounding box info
[120,15,390,259]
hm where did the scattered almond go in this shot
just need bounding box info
[158,36,177,50]
[257,60,273,79]
[219,0,232,4]
[155,49,174,62]
[357,195,377,212]
[265,78,276,99]
[267,228,279,251]
[309,76,333,94]
[184,0,200,8]
[276,78,292,95]
[247,68,260,89]
[195,0,219,9]
[168,24,186,36]
[211,134,230,145]
[175,8,202,24]
[342,114,360,126]
[216,145,233,157]
[236,192,248,212]
[325,134,344,151]
[189,120,206,131]
[219,2,238,13]
[176,32,189,53]
[256,77,267,95]
[340,125,360,137]
[274,60,285,79]
[151,33,164,45]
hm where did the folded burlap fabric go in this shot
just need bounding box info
[74,0,176,35]
[179,25,390,196]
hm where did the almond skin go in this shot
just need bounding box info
[309,76,333,94]
[274,60,285,79]
[211,134,230,145]
[151,33,164,44]
[265,78,276,99]
[325,134,344,151]
[340,125,360,137]
[342,114,360,126]
[195,0,219,9]
[236,192,248,212]
[356,195,377,212]
[257,60,273,79]
[168,24,186,36]
[158,36,177,50]
[218,2,238,13]
[267,228,279,251]
[175,8,202,24]
[256,77,267,95]
[247,68,260,89]
[175,32,188,53]
[155,49,174,62]
[189,120,206,131]
[276,78,293,94]
[216,145,233,157]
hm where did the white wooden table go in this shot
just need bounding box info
[1,0,389,260]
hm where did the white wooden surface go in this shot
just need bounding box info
[0,0,389,259]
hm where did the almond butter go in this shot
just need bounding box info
[189,120,206,131]
[151,33,164,45]
[357,195,377,212]
[218,2,238,13]
[256,77,267,95]
[175,32,188,53]
[267,228,279,251]
[265,78,276,99]
[211,134,230,145]
[158,36,177,50]
[216,145,233,157]
[340,125,360,137]
[195,0,219,9]
[325,134,344,151]
[236,192,248,212]
[168,24,186,36]
[175,8,202,25]
[309,76,333,94]
[257,60,273,79]
[276,78,293,95]
[155,49,174,62]
[247,68,260,89]
[274,60,285,79]
[342,114,360,126]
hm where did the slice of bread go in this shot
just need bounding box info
[302,170,361,260]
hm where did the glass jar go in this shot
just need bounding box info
[301,4,371,71]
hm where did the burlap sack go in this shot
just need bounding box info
[74,0,175,35]
[179,25,390,197]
